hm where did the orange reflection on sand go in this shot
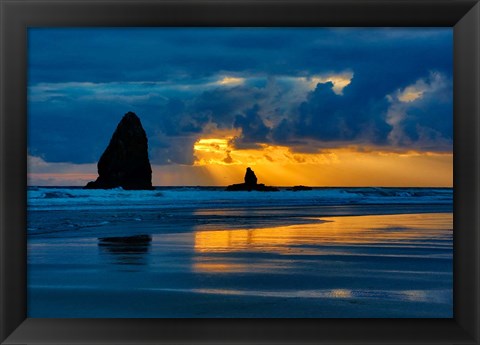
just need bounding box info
[192,213,453,272]
[192,261,248,273]
[194,228,306,254]
[192,213,452,272]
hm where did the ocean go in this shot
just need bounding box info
[27,186,453,317]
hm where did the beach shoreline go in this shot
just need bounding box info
[28,209,453,318]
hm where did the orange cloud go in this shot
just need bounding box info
[190,132,452,187]
[216,76,245,86]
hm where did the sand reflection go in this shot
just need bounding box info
[183,287,449,303]
[98,234,152,269]
[193,213,452,272]
[194,213,452,252]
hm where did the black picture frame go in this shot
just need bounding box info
[1,0,479,344]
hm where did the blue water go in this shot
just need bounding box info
[28,186,453,211]
[27,186,452,240]
[27,187,453,318]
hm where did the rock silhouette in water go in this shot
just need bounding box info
[288,185,313,191]
[244,167,257,186]
[226,167,278,192]
[84,112,153,190]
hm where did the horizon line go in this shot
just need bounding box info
[27,185,453,188]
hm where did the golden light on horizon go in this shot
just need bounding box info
[28,132,453,187]
[194,137,235,165]
[193,131,340,167]
[190,132,452,187]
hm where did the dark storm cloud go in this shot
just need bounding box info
[271,72,452,152]
[191,85,263,127]
[28,28,453,165]
[384,72,453,151]
[29,28,452,84]
[234,104,271,145]
[272,80,393,147]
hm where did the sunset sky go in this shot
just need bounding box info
[27,28,453,187]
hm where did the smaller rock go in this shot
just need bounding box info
[288,185,313,191]
[226,168,279,192]
[244,167,258,186]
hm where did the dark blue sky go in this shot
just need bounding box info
[28,28,453,165]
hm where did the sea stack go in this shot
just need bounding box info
[244,167,257,186]
[226,167,278,192]
[84,112,153,190]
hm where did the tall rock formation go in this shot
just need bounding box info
[84,112,153,190]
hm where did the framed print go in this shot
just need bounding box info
[1,0,479,344]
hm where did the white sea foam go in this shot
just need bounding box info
[27,186,452,211]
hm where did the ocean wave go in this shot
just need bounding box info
[43,191,76,199]
[27,186,452,211]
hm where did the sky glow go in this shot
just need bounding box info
[28,28,453,186]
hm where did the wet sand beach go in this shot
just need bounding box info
[28,210,452,318]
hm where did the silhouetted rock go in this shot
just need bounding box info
[244,167,257,186]
[84,112,153,190]
[288,185,313,191]
[226,168,279,192]
[226,183,279,192]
